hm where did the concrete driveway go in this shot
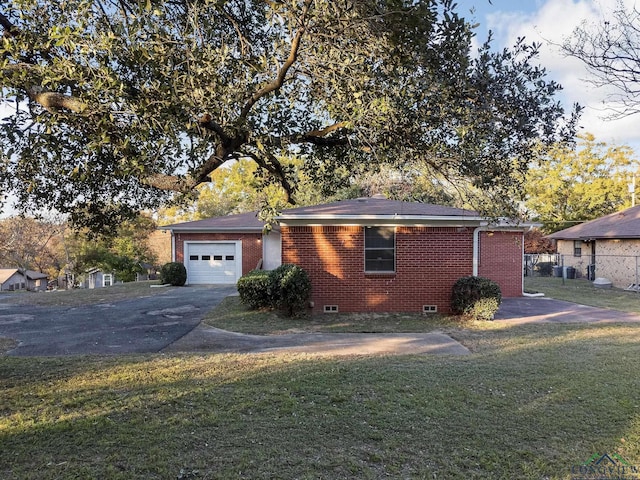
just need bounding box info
[0,286,236,356]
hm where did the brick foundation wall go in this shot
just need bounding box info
[477,231,523,297]
[281,226,476,314]
[173,232,263,275]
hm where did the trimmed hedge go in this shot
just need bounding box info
[237,264,311,317]
[159,262,187,286]
[237,269,275,309]
[451,276,502,321]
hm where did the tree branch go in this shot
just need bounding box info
[27,86,88,113]
[239,1,311,119]
[0,12,19,38]
[246,151,296,204]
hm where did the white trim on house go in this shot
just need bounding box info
[262,231,282,270]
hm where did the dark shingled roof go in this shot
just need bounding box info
[161,211,265,231]
[279,197,479,218]
[161,198,482,231]
[547,205,640,240]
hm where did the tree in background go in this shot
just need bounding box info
[563,3,640,119]
[0,216,65,275]
[0,214,158,285]
[524,229,555,254]
[0,0,577,230]
[525,134,636,233]
[65,214,158,282]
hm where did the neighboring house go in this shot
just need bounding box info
[547,205,640,288]
[161,197,528,314]
[0,269,48,292]
[83,268,115,289]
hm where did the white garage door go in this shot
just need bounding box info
[185,242,240,284]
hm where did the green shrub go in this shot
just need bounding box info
[237,269,275,309]
[271,264,312,317]
[159,262,187,286]
[451,276,502,321]
[237,264,312,316]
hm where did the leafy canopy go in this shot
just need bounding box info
[525,133,636,233]
[0,0,578,229]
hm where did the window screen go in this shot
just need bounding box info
[364,227,395,272]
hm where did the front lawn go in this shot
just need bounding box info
[525,276,640,313]
[2,321,640,479]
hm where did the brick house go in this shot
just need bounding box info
[162,197,526,313]
[547,205,640,288]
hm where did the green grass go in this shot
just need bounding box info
[2,322,640,479]
[0,281,173,307]
[525,276,640,313]
[204,296,464,334]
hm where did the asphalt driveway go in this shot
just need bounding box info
[0,286,237,356]
[2,289,639,357]
[495,296,640,324]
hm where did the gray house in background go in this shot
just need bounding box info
[0,269,49,292]
[84,268,115,289]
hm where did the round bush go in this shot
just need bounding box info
[160,262,187,286]
[270,264,312,317]
[237,269,275,309]
[451,276,502,321]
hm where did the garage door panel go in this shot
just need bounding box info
[185,242,240,284]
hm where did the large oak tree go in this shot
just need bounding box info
[0,0,578,229]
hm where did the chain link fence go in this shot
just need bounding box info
[525,253,640,291]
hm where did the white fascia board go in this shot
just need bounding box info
[277,215,487,227]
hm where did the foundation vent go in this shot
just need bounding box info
[324,305,339,313]
[423,305,438,314]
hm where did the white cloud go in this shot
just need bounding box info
[484,0,640,150]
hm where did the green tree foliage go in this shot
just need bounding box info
[64,214,158,281]
[0,0,577,230]
[525,134,636,233]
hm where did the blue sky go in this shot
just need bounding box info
[453,0,640,154]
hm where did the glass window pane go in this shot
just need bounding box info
[201,255,211,261]
[189,255,198,261]
[365,227,394,248]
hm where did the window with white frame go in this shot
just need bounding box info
[573,240,582,257]
[364,227,395,273]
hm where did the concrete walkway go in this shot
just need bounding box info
[163,327,471,356]
[165,297,640,357]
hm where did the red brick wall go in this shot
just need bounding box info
[173,232,263,275]
[281,226,476,314]
[477,231,523,297]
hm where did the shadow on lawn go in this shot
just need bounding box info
[2,323,640,479]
